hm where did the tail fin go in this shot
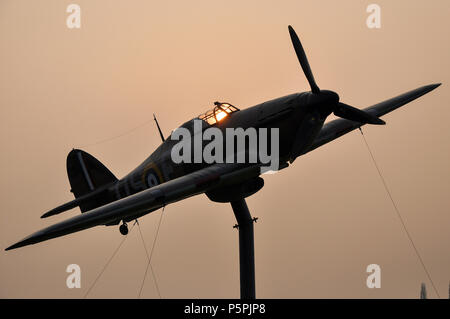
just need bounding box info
[66,149,118,213]
[41,149,118,218]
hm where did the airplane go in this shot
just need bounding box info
[5,25,440,298]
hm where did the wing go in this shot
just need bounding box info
[304,84,441,154]
[6,163,261,250]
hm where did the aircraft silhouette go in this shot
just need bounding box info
[5,25,440,298]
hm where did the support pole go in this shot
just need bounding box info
[230,198,255,299]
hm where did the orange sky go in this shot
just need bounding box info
[1,0,449,298]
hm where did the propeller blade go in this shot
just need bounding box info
[288,25,320,94]
[334,102,385,125]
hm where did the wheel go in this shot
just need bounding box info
[119,223,128,235]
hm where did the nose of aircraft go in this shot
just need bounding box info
[302,90,340,118]
[320,90,340,104]
[302,89,339,106]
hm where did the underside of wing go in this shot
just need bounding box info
[304,84,441,154]
[6,163,261,250]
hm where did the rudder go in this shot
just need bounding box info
[67,149,118,212]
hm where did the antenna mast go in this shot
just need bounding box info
[153,113,165,142]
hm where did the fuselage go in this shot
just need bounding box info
[107,90,338,205]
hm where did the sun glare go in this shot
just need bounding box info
[216,111,227,121]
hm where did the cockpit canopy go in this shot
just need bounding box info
[198,102,240,125]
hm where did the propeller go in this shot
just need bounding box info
[334,102,385,125]
[288,25,385,125]
[288,25,320,94]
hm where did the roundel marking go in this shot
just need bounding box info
[142,162,164,189]
[146,170,159,187]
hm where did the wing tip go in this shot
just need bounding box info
[5,233,41,251]
[5,241,27,251]
[429,83,441,89]
[416,83,441,97]
[423,83,441,93]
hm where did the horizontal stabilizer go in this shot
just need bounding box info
[41,186,110,218]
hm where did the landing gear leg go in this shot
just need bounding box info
[119,222,128,235]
